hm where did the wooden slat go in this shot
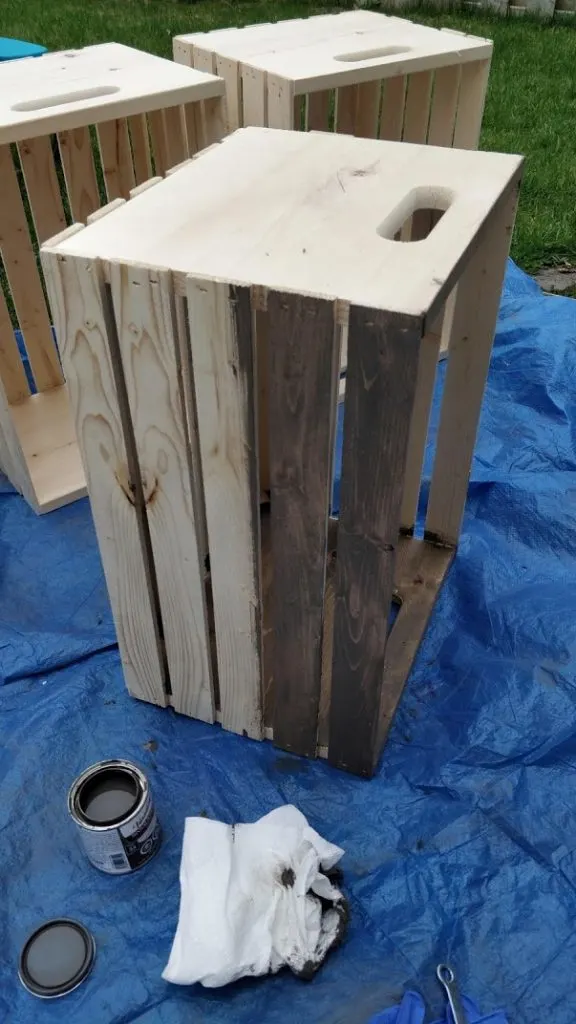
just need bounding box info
[97,119,136,201]
[186,278,262,739]
[427,65,461,147]
[18,135,68,244]
[267,75,295,130]
[41,250,168,706]
[242,67,267,126]
[183,103,201,157]
[0,145,63,392]
[267,291,339,758]
[452,58,491,150]
[426,185,519,547]
[335,84,358,135]
[215,56,242,130]
[328,307,421,777]
[110,263,214,722]
[355,81,381,139]
[58,126,101,223]
[306,90,331,132]
[128,114,152,185]
[379,76,406,141]
[400,319,443,533]
[203,97,225,145]
[0,279,30,403]
[0,375,34,503]
[148,110,169,177]
[163,106,187,170]
[377,538,454,753]
[402,71,433,144]
[254,306,270,494]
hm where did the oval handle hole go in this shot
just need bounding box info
[12,85,120,112]
[334,46,411,63]
[377,186,455,243]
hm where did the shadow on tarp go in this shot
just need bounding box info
[1,261,576,1023]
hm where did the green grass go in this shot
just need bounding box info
[3,0,576,271]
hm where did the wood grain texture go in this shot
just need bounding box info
[242,67,267,127]
[148,110,169,176]
[335,84,358,135]
[377,537,454,752]
[0,144,63,392]
[0,280,30,403]
[328,306,421,777]
[58,126,101,222]
[254,306,270,494]
[186,278,262,739]
[452,58,491,150]
[400,320,442,533]
[41,250,168,706]
[128,114,152,185]
[379,76,406,141]
[426,185,519,547]
[215,56,242,130]
[97,119,136,201]
[306,90,331,132]
[163,106,187,170]
[267,75,295,130]
[427,65,460,147]
[267,291,339,757]
[355,80,381,139]
[203,97,225,144]
[402,70,433,143]
[0,377,34,503]
[110,263,214,721]
[18,135,68,244]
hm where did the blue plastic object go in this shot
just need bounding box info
[0,37,46,61]
[368,990,508,1024]
[1,261,576,1023]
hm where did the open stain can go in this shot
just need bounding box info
[68,760,161,875]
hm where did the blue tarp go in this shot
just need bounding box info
[2,261,576,1023]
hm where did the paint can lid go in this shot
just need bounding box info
[19,919,95,998]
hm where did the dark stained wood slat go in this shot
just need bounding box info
[268,290,339,757]
[328,306,421,777]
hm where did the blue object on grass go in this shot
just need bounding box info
[2,260,576,1023]
[0,37,46,62]
[368,990,508,1024]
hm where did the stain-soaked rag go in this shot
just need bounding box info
[163,805,347,987]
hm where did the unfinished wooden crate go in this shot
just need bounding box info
[42,128,522,776]
[0,42,225,513]
[174,11,492,147]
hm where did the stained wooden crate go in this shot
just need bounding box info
[42,128,522,776]
[0,42,225,513]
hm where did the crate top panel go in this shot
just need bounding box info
[0,43,224,145]
[45,127,522,319]
[174,11,492,92]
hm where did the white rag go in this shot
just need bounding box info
[163,804,346,987]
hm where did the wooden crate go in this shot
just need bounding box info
[174,10,492,366]
[0,43,225,513]
[174,11,492,146]
[42,128,522,776]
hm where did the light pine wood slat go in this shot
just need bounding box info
[0,280,30,403]
[306,90,331,132]
[110,263,214,721]
[58,126,101,223]
[148,110,169,177]
[97,119,136,201]
[402,70,433,144]
[128,114,152,185]
[0,144,63,392]
[41,251,168,705]
[18,135,68,244]
[379,76,407,141]
[335,84,358,135]
[452,58,491,150]
[163,106,188,170]
[355,81,381,138]
[427,65,461,147]
[186,278,262,739]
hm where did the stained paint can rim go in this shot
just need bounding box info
[18,919,95,999]
[68,759,149,833]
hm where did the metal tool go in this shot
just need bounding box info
[437,964,468,1024]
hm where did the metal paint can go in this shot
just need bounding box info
[68,760,161,875]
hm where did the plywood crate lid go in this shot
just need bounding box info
[0,42,224,144]
[44,127,522,319]
[175,11,492,91]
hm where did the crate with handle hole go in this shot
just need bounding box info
[42,127,522,777]
[0,42,225,514]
